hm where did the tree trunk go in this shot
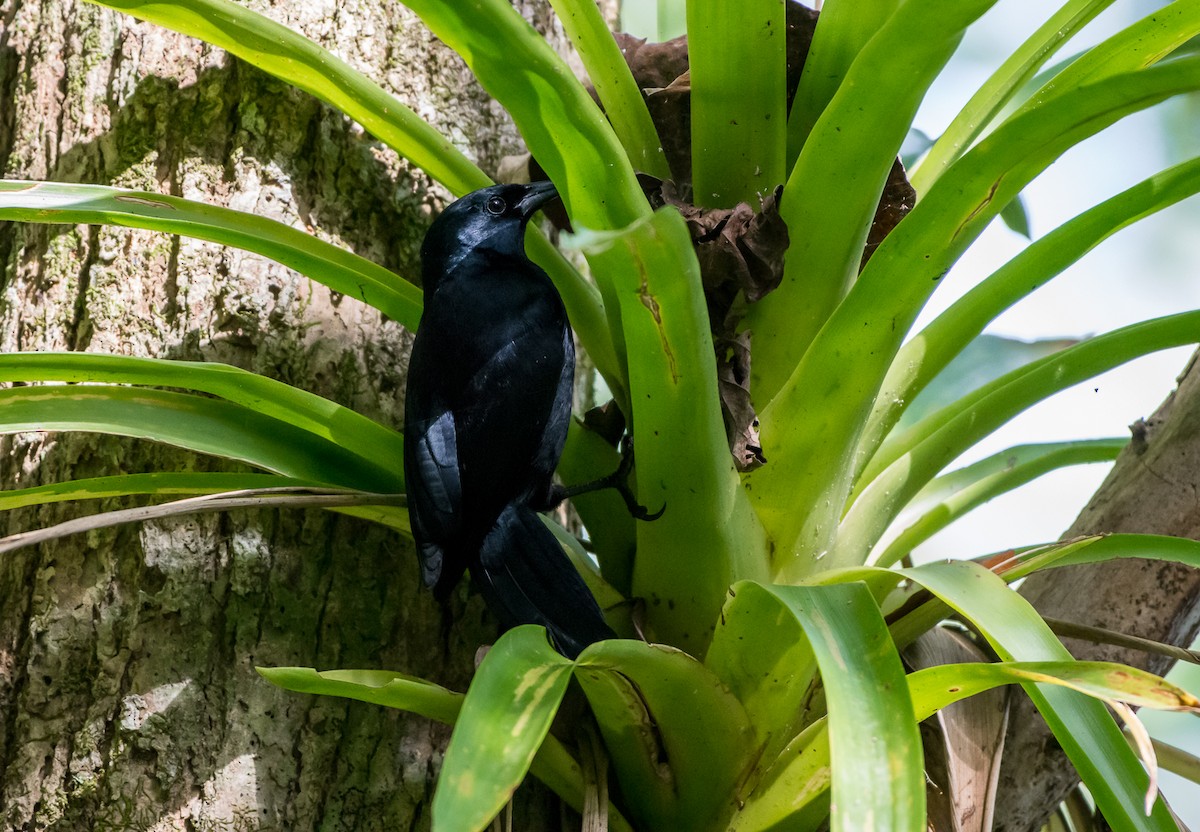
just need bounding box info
[0,1,588,828]
[996,351,1200,832]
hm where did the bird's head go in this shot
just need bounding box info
[420,181,560,286]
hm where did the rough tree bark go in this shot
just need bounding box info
[0,0,605,829]
[996,351,1200,832]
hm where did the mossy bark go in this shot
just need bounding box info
[0,1,595,829]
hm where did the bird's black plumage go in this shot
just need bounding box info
[404,181,614,658]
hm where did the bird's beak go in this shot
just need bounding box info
[518,179,560,219]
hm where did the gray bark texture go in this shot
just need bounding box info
[996,352,1200,832]
[0,0,604,829]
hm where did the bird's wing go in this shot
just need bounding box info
[475,503,615,658]
[405,406,462,589]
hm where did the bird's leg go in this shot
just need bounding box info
[547,440,665,521]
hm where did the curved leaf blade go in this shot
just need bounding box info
[257,666,462,724]
[748,0,1000,401]
[570,209,769,655]
[752,60,1200,574]
[872,438,1125,567]
[84,0,489,195]
[397,0,647,230]
[576,638,755,831]
[864,155,1200,463]
[0,385,401,493]
[0,181,422,329]
[912,0,1118,190]
[433,627,575,832]
[688,0,786,206]
[0,351,404,480]
[761,582,924,832]
[842,310,1200,567]
[903,560,1178,831]
[546,0,668,180]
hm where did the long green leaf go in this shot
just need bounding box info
[862,155,1200,467]
[903,560,1178,831]
[749,59,1200,574]
[1020,0,1200,114]
[998,533,1200,584]
[745,0,999,402]
[839,310,1200,569]
[912,0,1118,191]
[397,0,647,231]
[257,666,462,724]
[576,639,755,831]
[0,385,400,492]
[704,581,818,765]
[0,472,297,510]
[760,582,924,832]
[0,181,423,330]
[786,0,900,165]
[687,0,786,206]
[259,664,626,829]
[873,439,1125,567]
[546,0,668,180]
[732,654,1198,831]
[910,660,1200,718]
[433,627,575,832]
[570,209,769,655]
[84,0,488,196]
[0,351,404,480]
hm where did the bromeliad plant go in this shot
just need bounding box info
[4,0,1200,829]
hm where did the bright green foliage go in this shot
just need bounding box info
[5,0,1200,829]
[687,0,786,206]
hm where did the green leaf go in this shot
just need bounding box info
[0,181,423,330]
[257,666,462,724]
[749,59,1200,576]
[576,639,755,831]
[83,0,489,196]
[433,627,575,832]
[687,0,786,207]
[397,0,648,231]
[1000,192,1032,238]
[786,0,900,165]
[863,154,1200,463]
[896,334,1079,431]
[261,661,621,828]
[912,0,1117,191]
[842,310,1200,568]
[908,660,1200,719]
[1020,0,1200,113]
[873,438,1125,568]
[996,533,1200,584]
[731,654,1198,831]
[0,351,404,481]
[569,209,768,655]
[0,385,400,493]
[704,582,818,764]
[746,0,999,402]
[545,0,668,180]
[756,582,924,832]
[903,560,1178,831]
[0,472,300,511]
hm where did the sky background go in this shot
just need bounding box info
[619,0,1200,821]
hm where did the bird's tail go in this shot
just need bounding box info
[474,503,616,659]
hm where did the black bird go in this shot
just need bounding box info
[404,180,615,658]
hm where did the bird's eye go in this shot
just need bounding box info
[485,196,507,215]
